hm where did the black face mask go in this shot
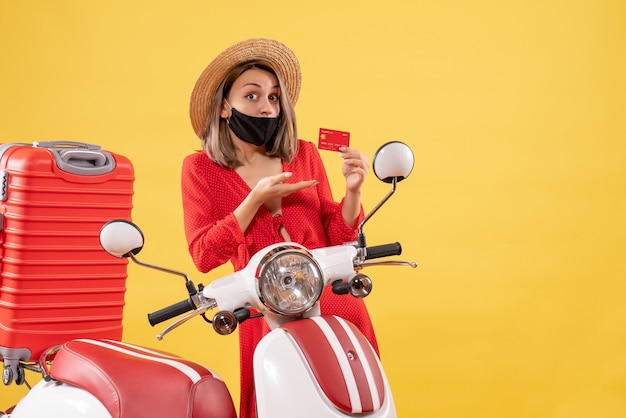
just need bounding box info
[227,107,280,148]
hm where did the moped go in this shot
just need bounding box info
[1,141,417,418]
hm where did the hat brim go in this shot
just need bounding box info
[189,38,301,139]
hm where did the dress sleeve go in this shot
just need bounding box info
[181,153,248,273]
[304,142,365,245]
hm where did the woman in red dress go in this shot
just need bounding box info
[183,38,378,418]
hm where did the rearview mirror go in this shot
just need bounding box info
[372,141,414,183]
[99,220,144,258]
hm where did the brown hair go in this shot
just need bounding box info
[202,61,299,168]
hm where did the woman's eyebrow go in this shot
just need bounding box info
[242,82,280,90]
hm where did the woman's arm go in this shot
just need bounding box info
[339,146,369,228]
[181,153,246,273]
[300,142,366,245]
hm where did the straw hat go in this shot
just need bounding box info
[189,38,302,139]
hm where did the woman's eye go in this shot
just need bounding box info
[246,93,258,100]
[269,94,280,102]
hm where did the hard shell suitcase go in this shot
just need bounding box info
[0,141,134,383]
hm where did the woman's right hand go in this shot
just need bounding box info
[250,172,318,205]
[234,172,318,232]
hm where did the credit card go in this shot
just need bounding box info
[318,128,350,152]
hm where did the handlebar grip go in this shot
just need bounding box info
[365,242,402,260]
[147,299,195,326]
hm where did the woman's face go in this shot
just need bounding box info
[222,67,281,118]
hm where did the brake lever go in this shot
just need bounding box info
[361,260,418,268]
[156,299,217,341]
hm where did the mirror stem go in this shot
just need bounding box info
[129,253,191,284]
[357,177,398,248]
[129,253,198,296]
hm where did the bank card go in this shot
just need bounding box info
[318,128,350,152]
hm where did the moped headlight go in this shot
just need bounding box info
[257,247,324,315]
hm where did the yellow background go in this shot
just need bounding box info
[1,1,625,417]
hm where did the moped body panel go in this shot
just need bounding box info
[6,379,110,418]
[254,315,396,417]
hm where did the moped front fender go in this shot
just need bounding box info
[253,315,396,418]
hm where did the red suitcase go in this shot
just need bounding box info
[0,141,134,381]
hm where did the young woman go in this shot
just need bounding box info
[183,38,378,418]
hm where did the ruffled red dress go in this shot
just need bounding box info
[181,140,379,418]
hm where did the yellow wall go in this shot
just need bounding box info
[2,1,625,416]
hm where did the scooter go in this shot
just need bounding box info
[1,141,417,418]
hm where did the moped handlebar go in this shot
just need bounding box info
[365,242,402,259]
[148,298,196,326]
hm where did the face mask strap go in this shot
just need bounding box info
[223,100,233,123]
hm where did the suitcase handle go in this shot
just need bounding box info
[33,140,101,151]
[33,141,116,176]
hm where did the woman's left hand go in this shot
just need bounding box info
[340,147,369,193]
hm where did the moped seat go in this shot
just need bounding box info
[50,339,237,418]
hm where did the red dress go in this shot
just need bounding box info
[181,140,379,418]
